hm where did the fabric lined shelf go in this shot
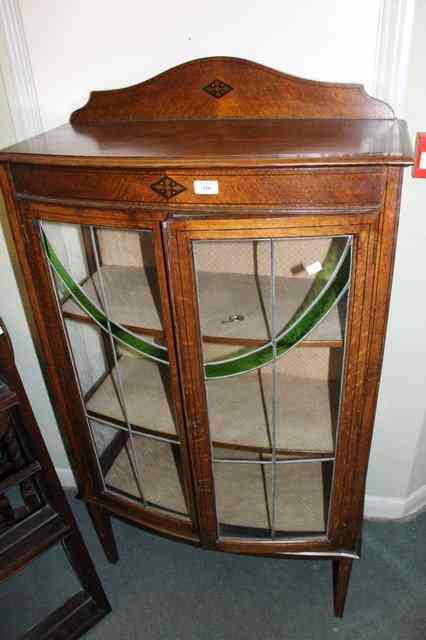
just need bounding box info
[99,431,190,520]
[86,355,338,454]
[62,266,345,347]
[86,356,177,440]
[94,425,327,534]
[214,456,328,534]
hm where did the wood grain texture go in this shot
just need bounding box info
[12,165,387,208]
[1,119,412,169]
[333,558,353,617]
[70,57,394,123]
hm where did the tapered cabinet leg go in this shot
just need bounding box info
[87,503,119,564]
[333,558,353,617]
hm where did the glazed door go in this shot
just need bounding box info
[30,210,197,539]
[169,215,375,551]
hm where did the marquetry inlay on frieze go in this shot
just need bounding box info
[202,79,234,99]
[150,176,187,200]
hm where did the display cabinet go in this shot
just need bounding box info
[0,58,412,616]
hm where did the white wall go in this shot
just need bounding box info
[20,0,381,130]
[366,0,426,516]
[0,68,69,470]
[2,1,425,516]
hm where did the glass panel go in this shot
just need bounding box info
[42,224,168,362]
[207,348,340,453]
[213,452,272,539]
[63,228,164,338]
[194,235,351,540]
[91,419,142,500]
[89,420,189,519]
[86,345,177,439]
[42,222,188,522]
[195,240,272,362]
[274,460,333,536]
[214,456,331,538]
[65,320,108,397]
[133,433,189,518]
[196,237,350,379]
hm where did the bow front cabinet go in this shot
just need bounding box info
[0,58,412,616]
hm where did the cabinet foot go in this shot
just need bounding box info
[87,503,119,564]
[332,558,353,617]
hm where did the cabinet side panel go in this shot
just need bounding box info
[344,167,404,544]
[328,167,404,548]
[327,224,378,546]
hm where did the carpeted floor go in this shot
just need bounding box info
[2,494,426,639]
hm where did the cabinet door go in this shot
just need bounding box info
[33,214,197,537]
[169,216,375,551]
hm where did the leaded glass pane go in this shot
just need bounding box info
[214,457,331,538]
[194,235,351,539]
[41,222,188,522]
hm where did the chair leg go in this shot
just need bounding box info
[62,531,111,614]
[333,558,353,617]
[0,492,14,530]
[87,503,119,564]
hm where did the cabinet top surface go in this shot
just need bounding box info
[0,119,412,169]
[0,57,413,169]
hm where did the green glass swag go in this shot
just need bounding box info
[42,230,351,380]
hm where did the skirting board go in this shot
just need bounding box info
[56,467,77,489]
[364,484,426,521]
[55,466,426,522]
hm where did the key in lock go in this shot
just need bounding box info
[222,313,245,324]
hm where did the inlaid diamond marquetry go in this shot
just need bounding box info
[202,79,234,99]
[150,176,186,200]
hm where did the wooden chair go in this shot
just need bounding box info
[0,317,110,639]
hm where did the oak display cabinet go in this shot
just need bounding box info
[0,58,412,617]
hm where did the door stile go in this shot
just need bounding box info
[152,221,200,533]
[165,222,218,547]
[337,167,405,547]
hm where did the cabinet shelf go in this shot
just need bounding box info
[62,266,345,348]
[99,432,328,534]
[86,355,178,442]
[208,368,338,455]
[86,355,337,455]
[101,432,189,519]
[62,266,163,339]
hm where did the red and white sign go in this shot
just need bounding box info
[413,132,426,178]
